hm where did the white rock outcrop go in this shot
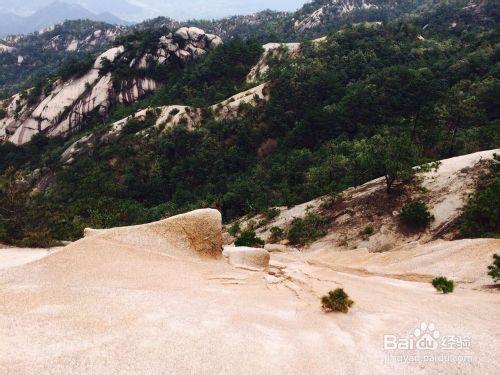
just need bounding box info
[0,27,222,145]
[246,43,301,84]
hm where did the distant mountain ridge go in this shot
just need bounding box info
[0,1,129,38]
[0,0,495,97]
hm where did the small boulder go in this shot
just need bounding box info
[222,246,270,271]
[264,244,287,253]
[208,35,223,48]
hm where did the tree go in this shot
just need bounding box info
[437,81,485,156]
[354,133,421,193]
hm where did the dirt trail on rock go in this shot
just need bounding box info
[0,210,499,374]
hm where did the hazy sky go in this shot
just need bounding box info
[129,0,309,20]
[0,0,312,21]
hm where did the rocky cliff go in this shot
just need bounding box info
[0,27,222,145]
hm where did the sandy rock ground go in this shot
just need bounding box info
[0,247,62,270]
[0,208,498,374]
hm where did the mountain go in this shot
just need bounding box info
[0,1,130,38]
[2,0,494,98]
[0,1,498,372]
[0,20,128,96]
[0,0,497,247]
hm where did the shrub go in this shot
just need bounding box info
[228,222,241,237]
[432,277,455,293]
[0,108,6,120]
[264,207,280,221]
[17,229,60,248]
[235,230,264,247]
[287,211,328,245]
[269,226,284,242]
[400,201,434,229]
[360,225,374,236]
[488,254,499,282]
[321,288,354,313]
[459,156,499,238]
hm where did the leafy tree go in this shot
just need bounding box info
[354,133,421,193]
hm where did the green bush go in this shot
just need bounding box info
[228,222,241,237]
[321,288,354,313]
[400,201,434,229]
[264,207,280,221]
[488,254,499,282]
[360,225,374,236]
[432,277,455,294]
[287,211,328,245]
[18,229,60,248]
[269,226,284,242]
[234,230,264,247]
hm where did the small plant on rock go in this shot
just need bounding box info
[235,230,265,247]
[228,222,241,237]
[287,211,328,246]
[321,288,354,313]
[488,254,499,282]
[269,226,284,242]
[432,277,455,294]
[400,201,434,229]
[264,207,280,221]
[360,225,375,236]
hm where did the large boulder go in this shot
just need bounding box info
[222,246,270,271]
[174,27,190,40]
[187,27,205,41]
[92,208,223,258]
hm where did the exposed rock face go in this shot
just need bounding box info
[62,81,269,164]
[60,133,95,164]
[294,0,380,31]
[222,246,270,271]
[247,43,301,84]
[0,43,16,53]
[0,27,222,145]
[212,82,270,119]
